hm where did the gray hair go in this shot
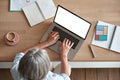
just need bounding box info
[18,48,50,80]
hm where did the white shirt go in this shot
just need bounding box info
[10,52,70,80]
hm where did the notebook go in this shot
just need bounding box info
[22,0,56,27]
[10,0,37,11]
[91,21,120,53]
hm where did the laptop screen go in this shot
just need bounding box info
[54,6,91,39]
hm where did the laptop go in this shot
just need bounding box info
[40,5,91,60]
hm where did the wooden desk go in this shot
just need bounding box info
[0,0,120,62]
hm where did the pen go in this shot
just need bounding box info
[89,45,96,58]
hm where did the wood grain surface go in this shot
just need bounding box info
[0,0,120,61]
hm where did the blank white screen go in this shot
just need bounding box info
[54,6,91,39]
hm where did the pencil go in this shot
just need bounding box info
[89,45,96,58]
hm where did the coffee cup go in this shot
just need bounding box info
[6,32,16,42]
[5,32,20,46]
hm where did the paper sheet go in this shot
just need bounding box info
[36,0,56,19]
[110,26,120,53]
[10,0,37,11]
[22,2,44,26]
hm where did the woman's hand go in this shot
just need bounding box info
[46,31,59,46]
[59,38,74,59]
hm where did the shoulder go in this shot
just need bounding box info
[11,52,25,73]
[10,52,26,80]
[11,52,25,67]
[46,71,71,80]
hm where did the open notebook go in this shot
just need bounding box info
[91,21,120,53]
[22,0,56,27]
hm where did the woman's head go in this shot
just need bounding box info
[18,48,50,80]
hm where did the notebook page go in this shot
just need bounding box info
[22,2,44,26]
[91,21,115,49]
[10,0,37,11]
[36,0,56,19]
[110,26,120,53]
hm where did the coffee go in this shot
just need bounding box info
[7,32,15,41]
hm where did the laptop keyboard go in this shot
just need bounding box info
[52,27,79,49]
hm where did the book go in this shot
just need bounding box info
[10,0,37,12]
[22,0,56,27]
[91,21,120,53]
